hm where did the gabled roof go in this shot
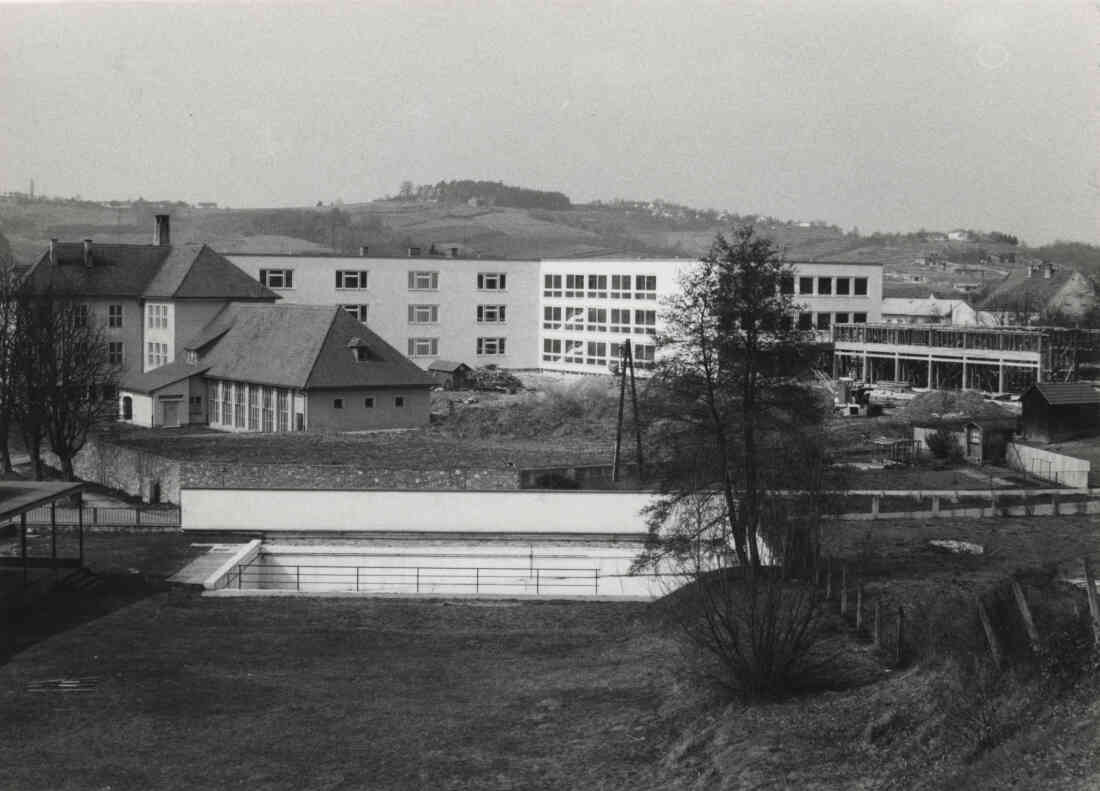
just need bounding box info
[188,304,435,391]
[427,359,471,373]
[977,268,1090,311]
[21,242,279,301]
[1025,382,1100,406]
[121,360,210,394]
[881,296,971,317]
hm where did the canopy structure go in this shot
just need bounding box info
[0,481,87,586]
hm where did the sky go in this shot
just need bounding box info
[1,1,1096,245]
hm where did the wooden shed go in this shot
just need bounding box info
[427,359,472,390]
[912,417,1017,464]
[1020,382,1100,443]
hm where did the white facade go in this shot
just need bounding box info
[226,253,884,375]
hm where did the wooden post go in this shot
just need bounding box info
[895,606,905,666]
[855,583,863,633]
[976,599,1003,670]
[1010,579,1041,652]
[871,495,880,519]
[1083,556,1100,647]
[840,565,848,618]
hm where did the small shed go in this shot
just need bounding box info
[1020,382,1100,443]
[912,417,1017,464]
[427,359,472,390]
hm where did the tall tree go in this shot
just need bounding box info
[0,263,19,475]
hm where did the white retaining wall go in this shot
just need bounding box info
[1006,442,1091,488]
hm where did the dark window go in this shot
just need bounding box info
[364,397,375,408]
[817,277,832,295]
[334,398,344,409]
[394,396,405,408]
[854,277,868,296]
[835,312,850,324]
[816,313,831,330]
[799,277,814,295]
[798,313,813,331]
[835,278,850,296]
[779,276,794,295]
[853,312,868,323]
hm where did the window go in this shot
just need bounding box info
[234,384,245,428]
[340,304,369,323]
[798,277,814,295]
[333,398,344,409]
[634,275,657,300]
[835,277,850,296]
[353,346,372,362]
[477,305,506,323]
[853,312,868,323]
[248,386,259,430]
[634,344,656,369]
[543,306,562,329]
[816,312,831,330]
[586,308,607,332]
[854,277,868,296]
[834,312,850,324]
[634,310,657,335]
[407,337,438,357]
[542,338,562,362]
[211,382,221,424]
[408,271,438,290]
[261,388,274,432]
[408,304,439,324]
[222,383,233,427]
[477,337,506,356]
[185,350,198,365]
[543,274,562,297]
[611,274,632,299]
[564,340,585,364]
[797,313,813,331]
[564,307,584,328]
[817,277,832,295]
[335,270,369,289]
[108,304,123,328]
[146,342,168,368]
[108,342,124,365]
[146,304,169,329]
[394,396,405,408]
[587,274,607,298]
[779,276,795,295]
[260,269,294,289]
[610,309,631,333]
[75,304,89,327]
[477,272,506,290]
[276,389,289,431]
[585,341,608,366]
[565,274,585,298]
[364,397,375,408]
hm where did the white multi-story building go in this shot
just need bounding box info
[226,252,884,375]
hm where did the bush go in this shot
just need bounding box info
[925,426,963,462]
[468,366,523,393]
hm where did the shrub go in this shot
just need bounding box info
[925,426,963,462]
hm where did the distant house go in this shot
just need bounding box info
[1020,382,1100,443]
[427,359,472,389]
[19,215,277,378]
[977,263,1097,323]
[119,304,436,431]
[947,230,973,242]
[881,295,978,325]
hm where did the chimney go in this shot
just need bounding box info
[450,247,459,258]
[408,246,421,257]
[359,245,369,257]
[154,214,170,246]
[83,239,93,268]
[49,238,58,265]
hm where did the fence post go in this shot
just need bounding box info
[895,606,905,666]
[594,568,599,595]
[476,567,480,594]
[135,509,141,527]
[873,601,881,648]
[536,568,540,595]
[855,583,863,633]
[356,567,360,593]
[416,567,420,593]
[1010,579,1041,653]
[976,599,1002,669]
[825,558,832,601]
[931,496,940,516]
[1051,492,1060,516]
[1083,557,1100,647]
[840,565,848,618]
[92,507,98,526]
[296,566,300,592]
[871,495,880,519]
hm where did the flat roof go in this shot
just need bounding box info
[0,481,86,521]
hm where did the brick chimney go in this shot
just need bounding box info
[154,214,170,246]
[83,239,93,268]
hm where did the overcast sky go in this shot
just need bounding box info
[1,1,1095,244]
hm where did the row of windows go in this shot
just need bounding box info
[210,380,296,432]
[780,276,869,297]
[147,304,169,330]
[146,342,168,369]
[257,269,510,292]
[542,307,657,334]
[406,337,507,357]
[797,311,868,331]
[333,396,405,410]
[543,274,657,300]
[540,339,656,368]
[405,304,509,324]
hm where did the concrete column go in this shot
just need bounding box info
[928,356,933,388]
[893,354,900,381]
[962,358,968,390]
[862,353,868,381]
[931,496,940,515]
[998,363,1005,393]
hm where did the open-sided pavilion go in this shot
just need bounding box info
[0,481,87,586]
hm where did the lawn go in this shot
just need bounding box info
[0,596,677,791]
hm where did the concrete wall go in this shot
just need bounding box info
[181,464,519,494]
[227,254,543,370]
[182,488,655,534]
[1006,442,1091,488]
[306,388,430,431]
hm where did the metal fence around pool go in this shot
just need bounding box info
[5,506,181,529]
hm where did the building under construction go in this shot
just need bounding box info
[832,323,1100,392]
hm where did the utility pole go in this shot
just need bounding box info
[611,340,644,482]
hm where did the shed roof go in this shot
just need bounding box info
[121,360,210,394]
[1025,382,1100,406]
[427,359,471,373]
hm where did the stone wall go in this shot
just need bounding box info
[43,439,181,503]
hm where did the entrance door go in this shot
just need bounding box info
[162,400,181,428]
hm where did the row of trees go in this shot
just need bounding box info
[396,180,572,210]
[0,270,119,480]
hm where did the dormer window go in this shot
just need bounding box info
[185,350,198,365]
[347,337,374,362]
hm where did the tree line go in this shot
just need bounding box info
[0,269,119,481]
[396,180,572,210]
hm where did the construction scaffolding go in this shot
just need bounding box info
[832,324,1100,392]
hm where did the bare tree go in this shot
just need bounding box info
[0,264,19,474]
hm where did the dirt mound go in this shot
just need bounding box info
[896,390,1014,424]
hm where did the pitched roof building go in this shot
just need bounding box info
[1020,382,1100,443]
[977,263,1096,322]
